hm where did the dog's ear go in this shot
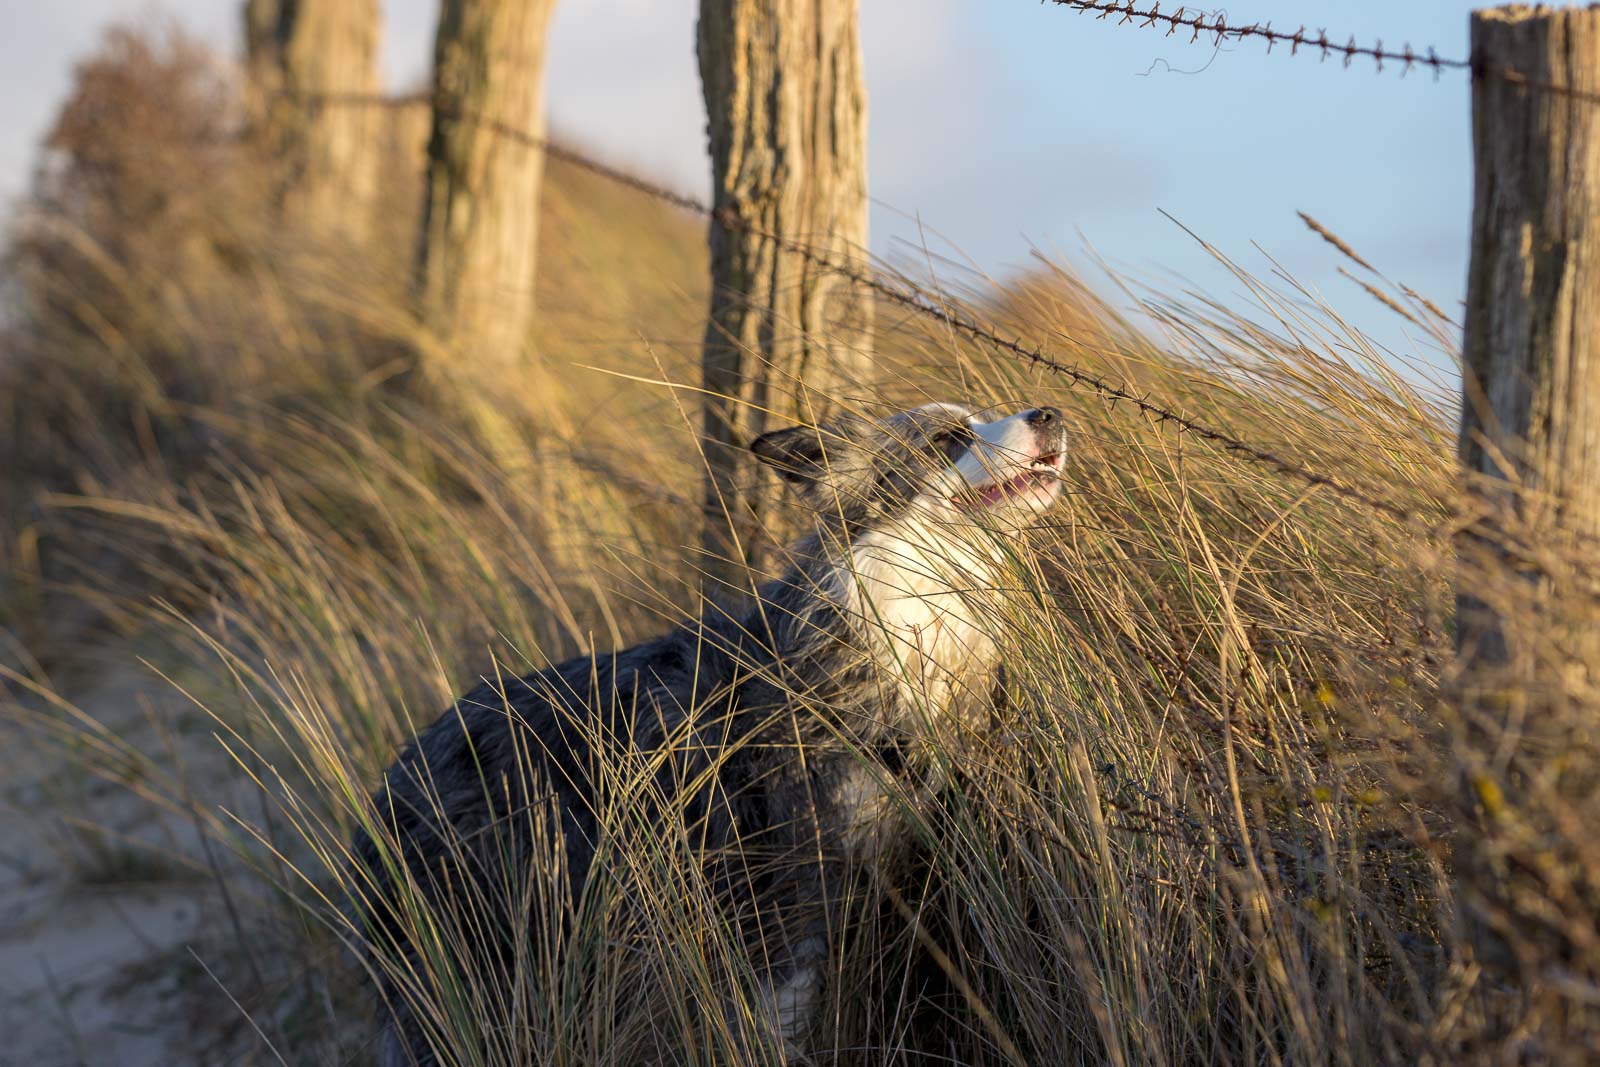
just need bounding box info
[750,424,830,484]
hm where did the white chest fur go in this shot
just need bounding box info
[830,521,1001,720]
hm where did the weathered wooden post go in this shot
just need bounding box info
[697,0,874,588]
[243,0,382,238]
[415,0,560,364]
[1458,0,1600,1000]
[1462,4,1600,575]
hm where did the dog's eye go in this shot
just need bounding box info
[931,424,976,457]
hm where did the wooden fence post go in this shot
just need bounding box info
[1462,3,1600,564]
[1458,0,1600,987]
[697,0,874,590]
[415,0,559,366]
[243,0,382,239]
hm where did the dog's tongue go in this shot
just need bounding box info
[973,481,1014,508]
[955,468,1045,511]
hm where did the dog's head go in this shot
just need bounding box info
[751,401,1068,532]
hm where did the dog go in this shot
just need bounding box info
[352,401,1069,1064]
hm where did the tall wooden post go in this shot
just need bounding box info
[1458,1,1600,986]
[243,0,382,239]
[1462,4,1600,560]
[243,0,283,117]
[414,0,559,365]
[697,0,874,587]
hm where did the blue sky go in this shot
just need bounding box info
[2,1,1513,380]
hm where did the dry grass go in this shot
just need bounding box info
[3,20,1599,1067]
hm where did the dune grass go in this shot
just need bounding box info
[3,21,1599,1066]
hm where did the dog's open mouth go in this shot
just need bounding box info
[952,452,1062,511]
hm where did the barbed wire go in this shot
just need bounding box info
[1483,63,1600,108]
[732,224,1431,527]
[305,90,715,214]
[1043,0,1600,106]
[301,89,1438,528]
[1046,0,1466,75]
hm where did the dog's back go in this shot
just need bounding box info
[358,603,876,1063]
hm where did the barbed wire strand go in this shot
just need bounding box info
[1046,0,1467,75]
[1043,0,1600,106]
[303,89,1437,529]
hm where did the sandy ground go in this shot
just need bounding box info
[0,659,271,1066]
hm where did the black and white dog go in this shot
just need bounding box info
[355,402,1069,1064]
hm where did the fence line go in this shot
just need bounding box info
[1046,0,1600,106]
[306,89,1443,529]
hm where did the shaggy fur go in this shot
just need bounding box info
[352,401,1069,1065]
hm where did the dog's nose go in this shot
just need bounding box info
[1026,406,1061,428]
